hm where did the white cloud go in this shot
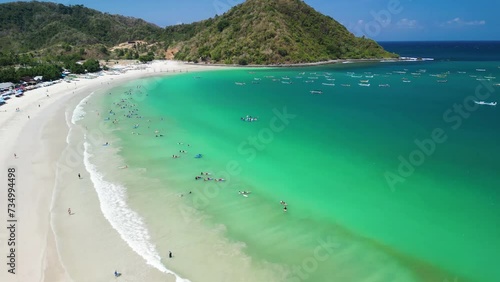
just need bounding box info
[444,17,486,27]
[396,18,419,29]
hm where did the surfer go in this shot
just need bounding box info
[283,206,287,212]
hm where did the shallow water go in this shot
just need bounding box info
[80,46,500,282]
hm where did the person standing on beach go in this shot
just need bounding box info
[68,208,72,215]
[78,173,81,179]
[169,251,173,258]
[14,153,17,158]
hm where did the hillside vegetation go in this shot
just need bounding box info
[0,1,164,52]
[0,0,397,76]
[174,0,397,64]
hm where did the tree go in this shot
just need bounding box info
[83,59,100,72]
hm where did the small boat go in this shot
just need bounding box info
[437,80,448,83]
[194,154,203,158]
[282,81,292,84]
[365,75,374,78]
[310,90,323,94]
[350,75,362,78]
[358,83,370,87]
[359,80,369,83]
[322,83,335,86]
[235,82,246,85]
[474,101,497,106]
[484,76,496,79]
[476,69,486,72]
[402,80,411,83]
[379,84,390,87]
[341,84,351,87]
[326,78,335,81]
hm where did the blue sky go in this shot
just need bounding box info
[2,0,498,41]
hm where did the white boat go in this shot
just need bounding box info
[360,80,369,83]
[379,84,390,87]
[310,90,323,94]
[235,82,246,85]
[282,81,292,84]
[358,83,370,87]
[474,101,497,106]
[322,83,335,86]
[341,84,351,87]
[484,76,496,79]
[437,80,448,83]
[476,69,486,72]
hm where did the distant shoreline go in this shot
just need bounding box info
[184,58,405,68]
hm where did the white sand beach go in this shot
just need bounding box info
[0,61,231,282]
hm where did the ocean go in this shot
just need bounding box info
[76,41,500,282]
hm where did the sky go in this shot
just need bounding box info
[1,0,499,41]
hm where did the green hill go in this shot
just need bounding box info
[0,1,164,52]
[0,0,397,68]
[173,0,397,64]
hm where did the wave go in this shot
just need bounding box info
[83,137,190,282]
[71,92,94,125]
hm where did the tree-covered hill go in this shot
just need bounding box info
[0,1,164,52]
[173,0,398,64]
[0,0,397,70]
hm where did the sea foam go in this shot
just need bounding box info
[83,138,191,282]
[71,92,94,125]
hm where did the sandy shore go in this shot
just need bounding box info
[0,61,229,282]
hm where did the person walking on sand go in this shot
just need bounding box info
[14,153,17,159]
[78,173,81,179]
[169,251,173,258]
[68,208,72,215]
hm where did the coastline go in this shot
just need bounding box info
[183,57,406,68]
[0,61,232,282]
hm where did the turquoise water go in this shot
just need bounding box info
[85,55,500,282]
